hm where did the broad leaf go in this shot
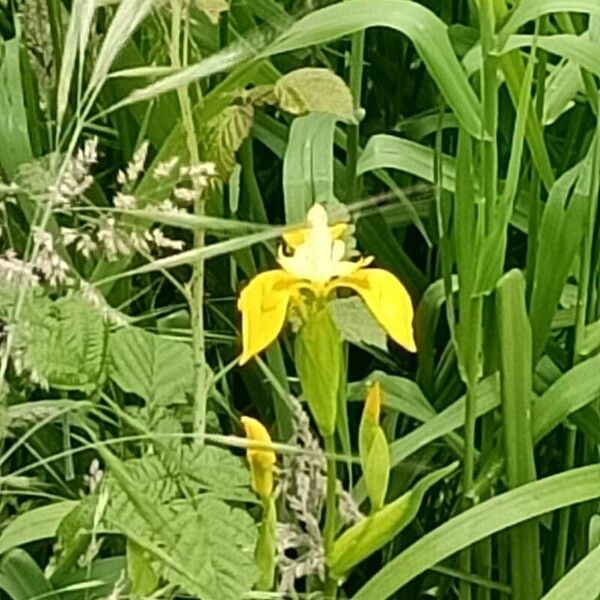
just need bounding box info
[329,297,387,352]
[352,464,600,599]
[204,104,254,179]
[109,327,193,406]
[0,549,58,600]
[5,294,106,391]
[0,502,78,555]
[274,67,354,122]
[162,498,259,600]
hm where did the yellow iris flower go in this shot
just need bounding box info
[238,203,416,365]
[241,416,276,499]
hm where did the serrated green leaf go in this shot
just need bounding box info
[163,498,259,600]
[102,445,258,600]
[204,104,254,179]
[109,327,193,406]
[105,445,253,535]
[274,67,355,123]
[127,539,158,597]
[7,295,106,391]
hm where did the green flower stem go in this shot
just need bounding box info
[169,0,208,443]
[460,2,497,597]
[525,17,548,298]
[551,424,577,584]
[346,30,365,203]
[458,298,483,600]
[324,433,339,599]
[257,496,277,590]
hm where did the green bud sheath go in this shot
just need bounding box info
[362,426,390,512]
[328,462,458,578]
[358,410,377,461]
[359,382,390,512]
[256,496,277,590]
[296,306,342,438]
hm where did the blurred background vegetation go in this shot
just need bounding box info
[1,0,600,598]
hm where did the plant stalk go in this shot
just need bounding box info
[460,2,497,597]
[346,30,365,203]
[324,433,338,599]
[169,0,208,442]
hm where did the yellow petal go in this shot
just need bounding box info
[240,416,276,468]
[364,381,382,423]
[282,223,348,249]
[238,270,297,364]
[241,416,276,498]
[334,268,416,352]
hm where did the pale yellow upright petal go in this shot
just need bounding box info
[334,268,416,352]
[238,270,297,364]
[282,222,348,249]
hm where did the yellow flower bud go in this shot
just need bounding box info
[241,416,276,499]
[364,381,382,423]
[360,381,388,511]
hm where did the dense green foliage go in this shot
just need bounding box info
[2,0,600,598]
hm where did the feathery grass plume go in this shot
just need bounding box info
[21,0,54,106]
[0,250,39,287]
[276,397,326,591]
[60,227,98,258]
[51,138,98,206]
[337,482,363,525]
[31,228,71,287]
[79,281,127,326]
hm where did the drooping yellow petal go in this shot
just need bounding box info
[238,270,297,364]
[334,268,416,352]
[241,416,276,499]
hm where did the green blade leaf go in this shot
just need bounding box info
[0,502,78,555]
[283,113,336,223]
[0,549,58,600]
[541,544,600,600]
[266,0,481,137]
[352,464,600,599]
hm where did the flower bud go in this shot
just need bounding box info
[359,381,389,511]
[241,416,276,499]
[328,463,458,577]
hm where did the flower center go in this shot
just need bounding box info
[278,204,353,285]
